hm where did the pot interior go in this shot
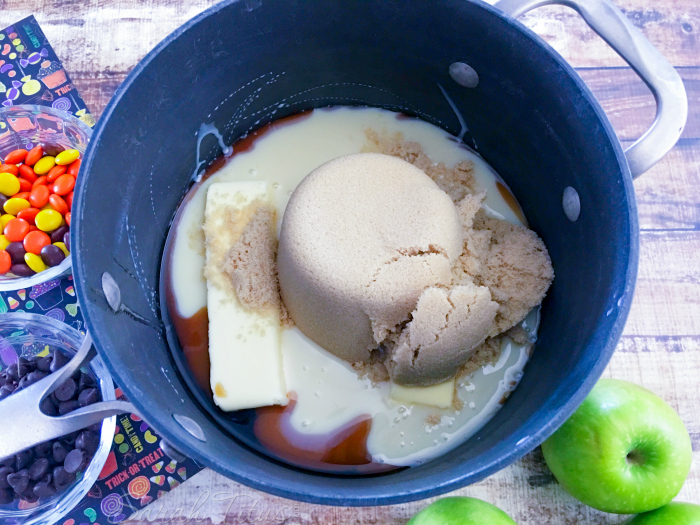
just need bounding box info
[73,0,637,505]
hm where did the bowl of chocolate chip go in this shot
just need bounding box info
[0,313,116,525]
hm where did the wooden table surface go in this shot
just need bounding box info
[3,1,698,523]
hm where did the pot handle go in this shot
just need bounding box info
[0,332,137,459]
[494,0,687,179]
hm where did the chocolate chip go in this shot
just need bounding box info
[0,373,7,388]
[0,385,15,400]
[63,449,85,474]
[52,442,69,464]
[78,372,96,391]
[6,470,29,493]
[76,431,100,456]
[6,363,19,381]
[19,489,38,503]
[58,400,80,415]
[60,431,79,446]
[49,350,70,372]
[0,456,14,468]
[27,458,49,481]
[34,441,53,458]
[18,370,47,390]
[0,488,13,504]
[15,450,34,471]
[52,466,75,489]
[78,387,99,407]
[54,378,77,401]
[33,480,56,498]
[37,355,53,373]
[0,466,14,489]
[89,423,103,433]
[39,396,58,417]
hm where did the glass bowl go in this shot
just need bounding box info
[0,313,116,525]
[0,105,92,292]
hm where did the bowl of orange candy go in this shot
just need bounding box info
[0,105,91,291]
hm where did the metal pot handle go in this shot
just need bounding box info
[0,333,136,459]
[494,0,688,179]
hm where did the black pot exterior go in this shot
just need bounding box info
[73,0,638,505]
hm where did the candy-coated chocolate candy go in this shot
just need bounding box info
[65,191,74,210]
[29,185,50,208]
[67,159,81,177]
[28,225,38,233]
[35,209,62,232]
[3,149,27,164]
[17,178,32,193]
[52,175,75,196]
[18,164,37,183]
[65,212,71,226]
[0,164,19,176]
[0,214,14,228]
[55,149,79,166]
[48,194,68,215]
[0,172,20,196]
[33,156,55,176]
[14,192,29,201]
[31,176,47,189]
[10,263,34,276]
[50,225,69,243]
[63,232,70,252]
[41,144,65,157]
[24,145,43,167]
[4,198,29,216]
[46,165,67,183]
[53,241,69,257]
[24,252,46,273]
[6,242,26,264]
[4,218,29,242]
[40,244,65,267]
[23,230,51,255]
[0,235,9,251]
[0,194,5,208]
[0,250,10,274]
[16,207,40,225]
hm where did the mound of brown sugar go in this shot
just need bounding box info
[221,204,290,325]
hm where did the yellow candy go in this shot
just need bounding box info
[4,198,30,216]
[0,235,9,250]
[41,204,55,212]
[53,242,69,257]
[33,156,56,175]
[24,253,46,273]
[0,214,15,228]
[35,209,62,232]
[55,149,80,166]
[0,172,20,196]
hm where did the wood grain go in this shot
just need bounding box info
[2,1,699,523]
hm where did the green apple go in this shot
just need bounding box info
[542,378,692,514]
[625,502,700,524]
[407,496,517,525]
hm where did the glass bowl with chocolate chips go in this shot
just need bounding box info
[0,313,117,525]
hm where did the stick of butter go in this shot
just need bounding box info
[203,181,288,411]
[390,379,455,409]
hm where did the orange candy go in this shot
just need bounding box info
[46,165,67,183]
[28,225,38,233]
[49,194,69,215]
[18,164,37,183]
[32,176,47,189]
[18,178,32,193]
[25,145,43,166]
[14,192,30,201]
[0,164,19,176]
[4,149,28,164]
[67,158,81,177]
[23,230,51,255]
[0,250,10,274]
[65,212,71,226]
[17,207,40,225]
[52,175,75,196]
[66,191,74,210]
[4,218,29,242]
[29,185,50,208]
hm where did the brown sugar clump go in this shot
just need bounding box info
[221,205,291,325]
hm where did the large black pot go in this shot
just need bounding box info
[71,0,686,505]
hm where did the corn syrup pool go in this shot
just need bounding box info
[164,107,539,472]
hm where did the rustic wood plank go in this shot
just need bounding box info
[2,0,699,74]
